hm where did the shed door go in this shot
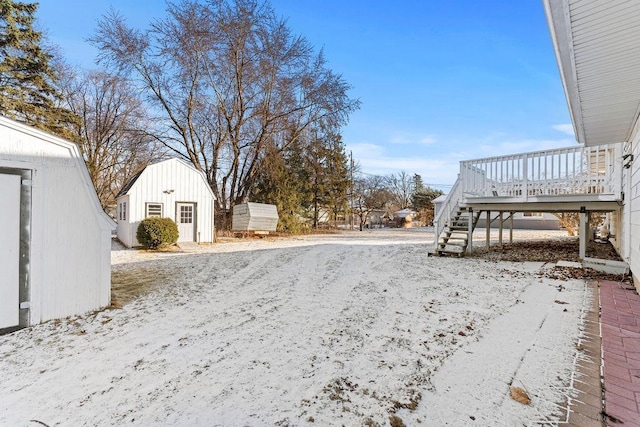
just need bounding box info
[177,202,196,242]
[0,174,21,329]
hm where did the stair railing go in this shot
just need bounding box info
[433,177,462,252]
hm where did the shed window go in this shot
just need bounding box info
[146,203,163,218]
[120,202,127,221]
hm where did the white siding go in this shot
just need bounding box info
[117,158,215,247]
[0,117,113,325]
[627,129,640,283]
[116,195,132,247]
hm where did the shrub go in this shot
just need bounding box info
[136,217,179,249]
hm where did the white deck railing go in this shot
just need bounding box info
[459,143,623,200]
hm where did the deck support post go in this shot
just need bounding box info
[579,207,587,259]
[510,212,514,244]
[467,208,474,254]
[486,210,491,249]
[498,211,504,246]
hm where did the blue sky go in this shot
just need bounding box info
[37,0,575,190]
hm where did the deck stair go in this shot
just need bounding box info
[434,207,480,257]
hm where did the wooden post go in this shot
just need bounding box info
[509,212,514,244]
[579,207,587,259]
[467,208,474,254]
[486,210,491,249]
[498,211,503,246]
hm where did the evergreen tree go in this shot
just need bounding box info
[252,138,312,233]
[411,186,443,225]
[0,0,79,139]
[413,173,425,193]
[306,133,328,229]
[323,132,350,224]
[252,127,350,233]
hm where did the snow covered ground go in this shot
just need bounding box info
[0,229,589,426]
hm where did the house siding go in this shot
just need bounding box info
[627,128,640,286]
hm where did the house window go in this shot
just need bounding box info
[523,212,543,217]
[146,203,163,218]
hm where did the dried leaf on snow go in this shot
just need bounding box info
[509,386,531,405]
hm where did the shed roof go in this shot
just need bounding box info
[544,0,640,146]
[0,116,115,231]
[116,167,145,198]
[116,158,215,199]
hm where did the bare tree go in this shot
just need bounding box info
[91,0,359,228]
[353,175,393,231]
[58,68,164,211]
[385,171,413,210]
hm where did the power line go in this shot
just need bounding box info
[424,183,453,188]
[354,171,454,188]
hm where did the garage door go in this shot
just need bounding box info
[0,174,21,329]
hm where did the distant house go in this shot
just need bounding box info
[0,116,114,332]
[478,212,562,230]
[363,208,387,228]
[394,208,415,220]
[116,158,215,247]
[394,208,417,227]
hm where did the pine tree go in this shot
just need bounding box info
[323,132,350,224]
[0,0,79,139]
[252,128,350,233]
[411,186,443,225]
[252,139,312,233]
[413,173,425,193]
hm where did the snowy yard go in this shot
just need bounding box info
[0,229,589,426]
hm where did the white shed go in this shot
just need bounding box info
[0,117,114,332]
[232,202,279,232]
[116,158,215,247]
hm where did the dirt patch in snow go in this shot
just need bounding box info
[111,266,179,307]
[470,237,621,263]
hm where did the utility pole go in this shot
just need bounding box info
[350,150,354,230]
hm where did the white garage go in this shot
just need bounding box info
[116,158,215,247]
[0,117,114,333]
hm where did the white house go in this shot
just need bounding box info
[0,117,114,332]
[544,0,640,288]
[116,158,215,247]
[432,1,640,289]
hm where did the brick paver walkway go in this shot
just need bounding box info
[600,280,640,426]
